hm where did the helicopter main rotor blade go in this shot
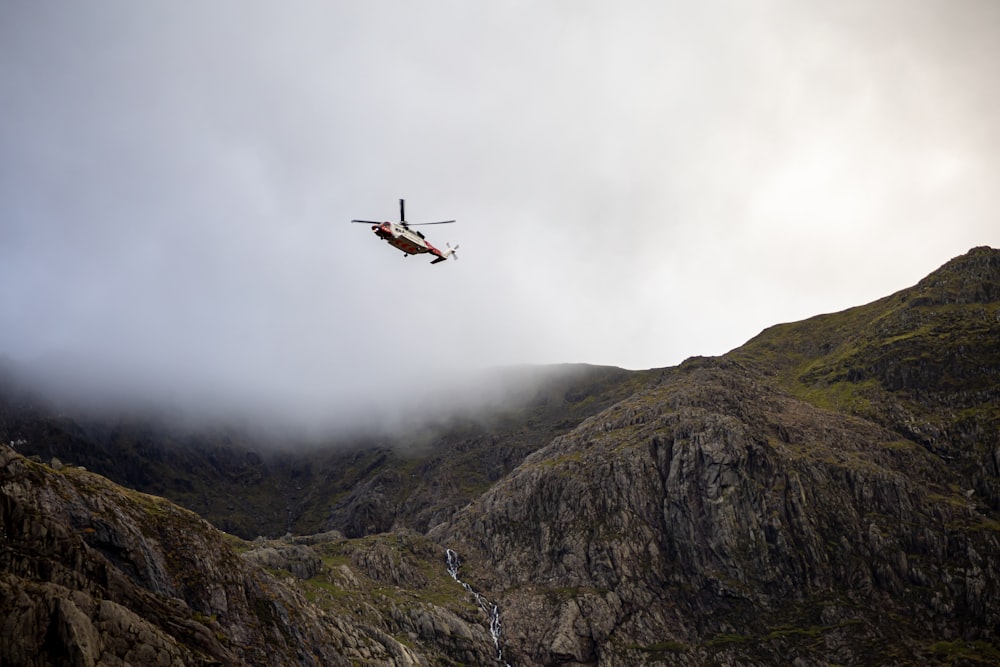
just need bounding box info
[407,220,456,226]
[351,219,383,224]
[399,199,405,222]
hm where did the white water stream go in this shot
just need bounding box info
[446,548,510,666]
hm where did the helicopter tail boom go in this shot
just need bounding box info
[430,242,459,264]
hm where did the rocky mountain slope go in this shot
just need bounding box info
[436,246,1000,665]
[2,246,999,665]
[0,443,506,665]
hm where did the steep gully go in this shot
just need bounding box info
[446,548,510,666]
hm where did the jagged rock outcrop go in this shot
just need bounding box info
[735,245,1000,511]
[242,543,323,580]
[436,247,1000,665]
[0,445,499,666]
[0,444,348,665]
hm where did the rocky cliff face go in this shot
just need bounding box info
[438,359,999,664]
[0,445,502,666]
[1,443,339,665]
[735,245,1000,510]
[436,247,1000,665]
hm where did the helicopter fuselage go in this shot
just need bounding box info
[371,222,444,258]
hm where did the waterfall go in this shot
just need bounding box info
[446,548,510,666]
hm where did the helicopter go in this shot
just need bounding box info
[352,199,459,264]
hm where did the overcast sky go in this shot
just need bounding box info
[2,1,999,424]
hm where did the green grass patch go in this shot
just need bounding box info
[927,639,1000,663]
[705,633,753,648]
[635,639,687,656]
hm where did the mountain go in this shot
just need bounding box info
[0,443,509,665]
[436,246,1000,665]
[2,246,999,665]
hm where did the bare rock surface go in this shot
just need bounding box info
[0,445,496,665]
[435,248,1000,665]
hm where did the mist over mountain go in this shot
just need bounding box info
[7,349,617,436]
[1,361,648,538]
[2,246,999,665]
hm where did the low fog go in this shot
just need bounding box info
[2,1,999,430]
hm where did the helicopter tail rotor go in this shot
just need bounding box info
[430,243,459,264]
